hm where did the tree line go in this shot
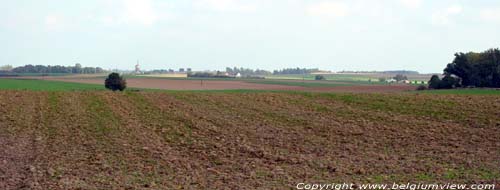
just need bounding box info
[273,68,320,75]
[10,64,105,74]
[225,67,272,76]
[429,48,500,89]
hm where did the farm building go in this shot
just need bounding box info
[386,79,397,83]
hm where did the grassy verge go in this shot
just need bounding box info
[0,78,105,91]
[417,88,500,95]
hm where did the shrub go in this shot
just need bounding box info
[428,74,460,89]
[315,75,326,80]
[428,75,441,89]
[188,72,233,78]
[105,73,126,91]
[416,85,427,91]
[439,75,460,89]
[393,74,408,82]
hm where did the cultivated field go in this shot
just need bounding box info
[266,73,435,82]
[4,76,418,93]
[0,91,499,189]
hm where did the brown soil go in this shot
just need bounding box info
[22,76,417,92]
[50,78,305,90]
[0,91,498,189]
[0,135,34,189]
[308,84,416,93]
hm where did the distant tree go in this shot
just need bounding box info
[378,78,387,82]
[315,75,326,80]
[95,67,104,73]
[393,74,408,82]
[439,75,460,89]
[12,64,105,74]
[444,48,500,88]
[273,68,319,75]
[428,74,459,89]
[428,75,441,89]
[225,67,271,76]
[105,73,126,91]
[82,67,96,74]
[73,63,82,74]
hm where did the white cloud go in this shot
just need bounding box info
[400,0,422,9]
[431,5,463,25]
[100,16,117,25]
[306,1,349,19]
[194,0,259,13]
[122,0,159,26]
[480,8,500,22]
[90,0,170,26]
[44,15,65,30]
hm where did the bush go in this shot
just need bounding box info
[105,73,126,91]
[439,75,460,89]
[428,75,441,89]
[188,72,233,78]
[393,74,408,82]
[416,85,427,91]
[428,74,460,89]
[315,75,326,80]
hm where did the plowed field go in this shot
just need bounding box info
[0,91,499,189]
[20,77,417,92]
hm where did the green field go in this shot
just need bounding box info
[0,73,75,77]
[0,78,104,91]
[265,73,432,82]
[266,74,374,81]
[418,89,500,95]
[3,78,500,96]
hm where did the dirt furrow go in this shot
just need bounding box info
[0,92,47,189]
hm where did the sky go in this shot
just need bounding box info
[1,0,500,73]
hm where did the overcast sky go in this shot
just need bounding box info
[1,0,499,73]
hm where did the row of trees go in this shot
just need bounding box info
[444,49,500,88]
[143,67,319,76]
[429,48,500,89]
[188,71,233,78]
[10,64,105,74]
[273,68,320,75]
[225,67,272,76]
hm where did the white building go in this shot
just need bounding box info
[386,79,397,83]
